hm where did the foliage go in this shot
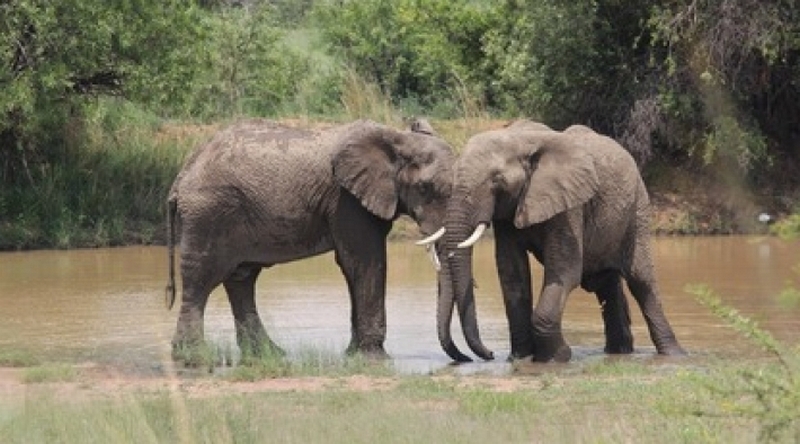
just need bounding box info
[182,4,330,118]
[3,0,800,249]
[771,214,800,241]
[648,0,800,179]
[688,284,800,442]
[0,0,207,183]
[482,1,649,128]
[313,0,496,116]
[0,99,196,249]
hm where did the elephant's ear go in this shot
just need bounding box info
[332,124,399,220]
[514,141,600,228]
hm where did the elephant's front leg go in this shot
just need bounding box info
[494,223,535,360]
[333,200,391,358]
[531,233,582,362]
[336,243,389,357]
[223,266,284,359]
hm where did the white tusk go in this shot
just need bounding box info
[415,227,446,246]
[457,223,487,248]
[427,245,441,271]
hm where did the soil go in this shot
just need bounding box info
[0,363,544,402]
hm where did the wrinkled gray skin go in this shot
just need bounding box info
[166,118,455,360]
[437,120,686,362]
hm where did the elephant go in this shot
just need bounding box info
[165,118,455,362]
[429,120,686,363]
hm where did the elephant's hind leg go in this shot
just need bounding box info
[172,253,224,365]
[590,271,634,354]
[223,265,284,359]
[626,243,686,356]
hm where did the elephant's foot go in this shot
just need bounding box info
[604,337,634,354]
[656,342,687,356]
[604,326,634,354]
[346,339,389,360]
[605,343,634,354]
[531,331,572,363]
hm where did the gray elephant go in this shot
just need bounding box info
[428,120,685,362]
[165,118,454,361]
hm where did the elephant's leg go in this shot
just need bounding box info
[333,197,392,357]
[531,273,579,362]
[592,271,634,354]
[625,242,686,356]
[223,265,283,358]
[531,223,582,362]
[172,252,222,362]
[494,222,535,360]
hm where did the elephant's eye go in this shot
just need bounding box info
[417,181,434,195]
[491,172,506,187]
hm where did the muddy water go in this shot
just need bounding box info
[0,236,797,374]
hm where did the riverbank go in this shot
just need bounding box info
[0,117,796,251]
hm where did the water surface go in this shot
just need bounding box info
[0,236,797,374]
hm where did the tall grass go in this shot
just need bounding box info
[0,100,205,250]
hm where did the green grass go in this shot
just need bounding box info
[21,364,78,384]
[0,359,770,444]
[0,349,40,367]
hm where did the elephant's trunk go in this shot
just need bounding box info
[438,208,494,361]
[436,253,473,362]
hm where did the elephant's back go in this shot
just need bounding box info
[176,120,339,189]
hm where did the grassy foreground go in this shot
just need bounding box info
[0,350,795,444]
[2,283,799,443]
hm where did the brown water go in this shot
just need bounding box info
[0,236,797,374]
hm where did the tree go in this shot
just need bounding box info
[0,0,208,185]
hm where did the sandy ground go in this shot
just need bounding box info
[0,363,546,405]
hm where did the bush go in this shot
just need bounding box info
[313,0,496,117]
[688,284,800,442]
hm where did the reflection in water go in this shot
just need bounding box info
[0,237,797,374]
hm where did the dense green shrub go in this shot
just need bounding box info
[2,0,800,248]
[313,0,497,116]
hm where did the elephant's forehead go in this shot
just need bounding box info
[461,137,511,167]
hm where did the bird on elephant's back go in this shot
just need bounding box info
[426,119,686,363]
[165,117,456,365]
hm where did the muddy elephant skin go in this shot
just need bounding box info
[435,120,685,363]
[166,118,455,361]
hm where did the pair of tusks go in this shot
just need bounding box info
[414,224,489,269]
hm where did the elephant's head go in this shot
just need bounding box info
[331,119,455,239]
[435,121,600,361]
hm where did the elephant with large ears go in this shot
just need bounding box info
[165,118,454,362]
[430,120,685,363]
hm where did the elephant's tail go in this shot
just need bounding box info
[165,195,178,310]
